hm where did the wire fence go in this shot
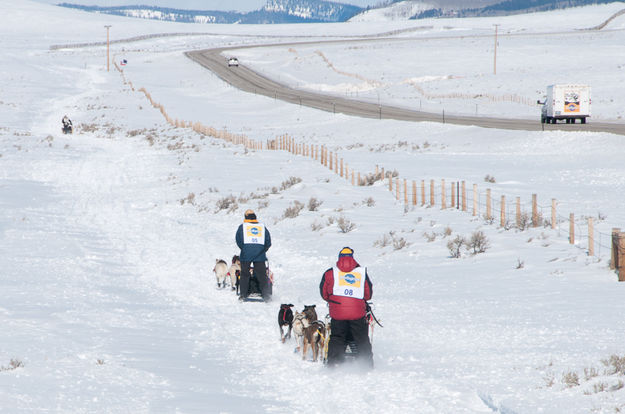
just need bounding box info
[112,59,624,280]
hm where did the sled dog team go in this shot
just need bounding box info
[279,304,330,363]
[212,255,241,293]
[214,210,375,368]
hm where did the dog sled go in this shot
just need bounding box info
[240,262,273,302]
[322,302,382,364]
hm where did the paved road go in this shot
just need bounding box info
[185,43,625,136]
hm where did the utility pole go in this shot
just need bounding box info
[104,25,112,71]
[493,24,500,75]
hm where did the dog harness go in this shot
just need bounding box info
[242,222,265,245]
[332,266,365,299]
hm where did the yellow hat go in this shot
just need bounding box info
[339,247,354,257]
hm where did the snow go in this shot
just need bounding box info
[2,1,625,413]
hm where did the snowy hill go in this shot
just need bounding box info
[3,1,625,413]
[57,0,363,23]
[350,0,623,21]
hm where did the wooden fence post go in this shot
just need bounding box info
[451,182,456,209]
[340,158,344,177]
[486,189,491,220]
[404,179,408,204]
[619,232,625,282]
[334,156,338,173]
[461,181,466,211]
[430,180,435,206]
[611,228,621,270]
[500,195,506,227]
[389,175,393,192]
[396,178,400,201]
[421,180,425,206]
[472,184,477,216]
[441,179,446,209]
[569,213,575,244]
[588,218,594,256]
[532,194,538,227]
[358,172,361,186]
[412,180,417,206]
[351,171,355,186]
[551,199,557,229]
[516,197,521,228]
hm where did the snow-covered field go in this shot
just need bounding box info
[2,1,625,413]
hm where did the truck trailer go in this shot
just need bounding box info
[539,84,591,124]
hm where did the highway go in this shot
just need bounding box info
[186,42,625,136]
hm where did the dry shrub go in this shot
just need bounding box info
[374,231,408,250]
[361,172,383,186]
[280,177,302,191]
[517,212,531,231]
[602,355,625,375]
[423,232,437,242]
[180,192,196,205]
[79,123,98,133]
[308,197,323,211]
[337,216,355,233]
[447,235,466,258]
[283,201,304,218]
[311,221,323,231]
[584,367,599,381]
[127,129,146,137]
[0,359,24,371]
[392,236,408,250]
[373,233,392,248]
[562,371,580,388]
[484,174,496,183]
[363,197,375,207]
[467,230,490,254]
[215,195,237,212]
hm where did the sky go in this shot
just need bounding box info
[35,0,382,12]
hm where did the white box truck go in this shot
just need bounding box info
[539,84,591,124]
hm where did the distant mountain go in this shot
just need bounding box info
[57,0,363,24]
[348,0,621,21]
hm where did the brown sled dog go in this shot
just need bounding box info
[301,305,325,362]
[302,319,325,362]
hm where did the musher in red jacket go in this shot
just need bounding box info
[319,247,373,368]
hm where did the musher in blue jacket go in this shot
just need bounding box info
[235,209,272,301]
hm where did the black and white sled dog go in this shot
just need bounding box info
[278,304,294,343]
[228,255,241,293]
[213,258,229,288]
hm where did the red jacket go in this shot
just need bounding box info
[319,256,372,320]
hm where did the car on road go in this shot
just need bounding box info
[227,57,239,67]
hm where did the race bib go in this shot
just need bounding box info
[243,222,265,245]
[332,266,365,299]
